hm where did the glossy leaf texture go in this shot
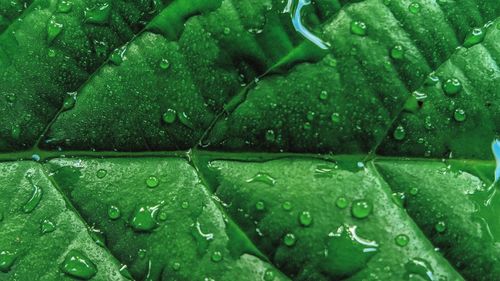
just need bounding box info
[0,0,499,280]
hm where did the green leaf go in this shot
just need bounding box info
[0,0,499,280]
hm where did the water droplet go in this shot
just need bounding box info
[319,90,329,100]
[350,21,367,36]
[172,262,181,271]
[298,211,313,226]
[145,176,159,188]
[443,78,462,96]
[62,93,76,111]
[409,187,419,195]
[0,251,16,273]
[57,0,72,13]
[336,197,348,209]
[23,181,42,213]
[110,47,125,65]
[31,154,41,162]
[211,251,223,262]
[48,49,57,57]
[246,173,276,186]
[137,249,147,259]
[424,72,439,86]
[405,258,435,281]
[390,44,405,60]
[41,219,56,234]
[331,112,341,123]
[84,3,111,25]
[283,233,296,247]
[454,108,466,122]
[255,201,265,211]
[263,269,275,281]
[265,129,276,142]
[351,199,372,219]
[393,125,406,141]
[60,250,97,280]
[129,204,162,232]
[178,111,194,129]
[435,221,446,233]
[306,111,315,121]
[395,234,409,247]
[303,122,312,130]
[282,201,292,211]
[322,225,378,278]
[96,169,107,178]
[108,205,121,220]
[47,18,63,44]
[159,58,170,70]
[408,2,421,14]
[223,27,231,35]
[162,109,177,124]
[181,201,189,209]
[464,27,485,47]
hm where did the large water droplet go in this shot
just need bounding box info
[443,78,462,96]
[350,21,367,36]
[283,233,296,247]
[129,203,162,232]
[408,2,421,14]
[84,3,111,25]
[395,234,409,247]
[351,199,372,219]
[145,176,159,188]
[390,44,405,60]
[298,211,313,227]
[322,225,378,279]
[246,173,276,186]
[0,251,16,273]
[393,125,406,141]
[41,219,56,234]
[454,108,466,122]
[108,205,121,220]
[162,109,177,124]
[60,250,97,280]
[47,18,63,44]
[211,251,223,263]
[23,181,42,213]
[463,27,485,47]
[405,258,435,281]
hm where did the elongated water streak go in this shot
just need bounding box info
[284,0,330,49]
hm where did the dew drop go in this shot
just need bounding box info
[395,234,409,247]
[181,201,189,209]
[283,233,296,247]
[336,197,348,209]
[319,90,329,100]
[443,78,462,96]
[145,176,159,188]
[263,269,275,281]
[435,221,446,233]
[463,27,485,47]
[108,205,121,220]
[178,111,194,129]
[159,58,170,70]
[41,219,56,234]
[282,201,292,211]
[298,211,313,227]
[424,72,439,86]
[211,251,223,262]
[0,251,16,273]
[393,125,406,141]
[331,112,341,123]
[454,108,466,122]
[162,109,177,124]
[57,0,72,13]
[47,18,63,44]
[129,204,162,232]
[96,169,107,179]
[390,44,404,60]
[351,199,372,219]
[306,111,315,122]
[223,27,231,35]
[172,262,181,271]
[255,201,265,211]
[405,258,435,281]
[409,187,419,195]
[265,129,276,142]
[48,49,57,58]
[23,182,42,213]
[408,2,421,14]
[60,250,97,280]
[350,21,367,36]
[31,154,41,162]
[246,173,276,186]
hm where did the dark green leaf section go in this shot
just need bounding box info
[205,0,499,155]
[0,0,170,151]
[194,154,463,280]
[375,159,500,281]
[0,161,127,280]
[378,18,500,159]
[0,0,32,33]
[46,157,290,281]
[42,0,339,151]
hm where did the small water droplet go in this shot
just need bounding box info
[265,129,276,142]
[393,125,406,141]
[424,72,439,86]
[263,269,275,281]
[211,251,223,262]
[395,234,409,247]
[246,173,276,186]
[283,233,296,247]
[159,58,170,70]
[336,197,348,209]
[145,176,159,188]
[319,90,329,100]
[255,201,265,211]
[435,221,446,233]
[41,219,56,234]
[454,108,466,122]
[57,0,72,13]
[443,78,462,96]
[298,211,313,226]
[108,205,121,220]
[31,154,41,162]
[0,251,16,273]
[409,187,419,195]
[48,49,57,57]
[390,44,404,60]
[178,111,194,129]
[282,201,292,211]
[350,21,367,36]
[96,169,107,178]
[162,108,177,124]
[181,201,189,209]
[172,262,181,271]
[408,2,421,14]
[60,250,97,280]
[405,258,435,281]
[306,111,315,121]
[351,199,372,219]
[223,27,231,35]
[331,112,341,123]
[84,3,111,25]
